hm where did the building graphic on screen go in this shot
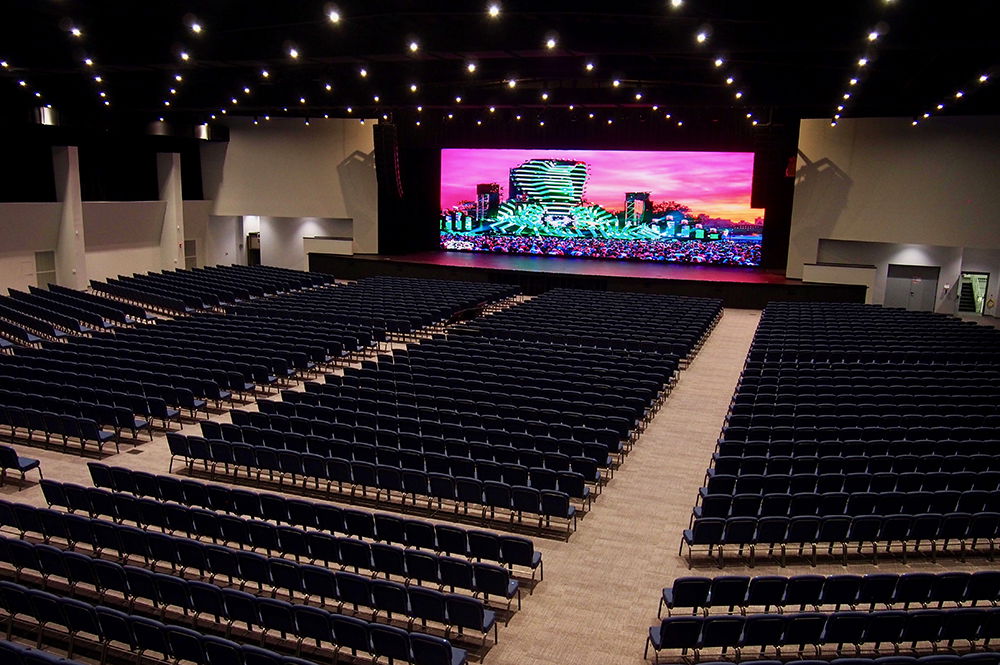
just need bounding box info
[486,159,648,238]
[625,192,652,225]
[475,183,500,220]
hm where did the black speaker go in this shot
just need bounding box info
[373,123,403,199]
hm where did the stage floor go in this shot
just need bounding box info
[357,250,796,285]
[309,251,866,307]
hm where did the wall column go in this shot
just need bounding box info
[157,152,185,270]
[51,146,88,289]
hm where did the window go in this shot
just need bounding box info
[184,239,198,270]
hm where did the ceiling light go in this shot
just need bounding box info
[936,104,944,110]
[867,31,879,41]
[634,93,642,100]
[103,101,110,107]
[261,70,269,78]
[831,121,838,127]
[955,91,964,98]
[300,97,306,104]
[752,120,758,126]
[0,61,7,68]
[99,91,106,98]
[244,87,251,94]
[455,96,462,103]
[507,79,517,88]
[665,113,671,119]
[585,62,594,72]
[612,79,620,87]
[382,114,388,119]
[725,77,734,85]
[34,92,41,98]
[467,62,477,73]
[179,52,189,61]
[714,58,724,67]
[858,57,868,67]
[837,105,843,111]
[515,114,521,120]
[980,74,990,83]
[410,83,418,92]
[325,83,332,91]
[327,9,341,23]
[911,120,918,126]
[489,106,496,113]
[539,120,545,126]
[18,80,26,87]
[346,107,352,113]
[359,68,367,77]
[190,22,202,34]
[746,113,752,118]
[569,104,575,110]
[607,119,613,124]
[288,47,299,59]
[541,92,549,100]
[834,113,840,119]
[94,75,102,83]
[175,74,183,82]
[416,121,421,126]
[373,95,380,102]
[231,98,238,104]
[163,100,170,106]
[476,120,482,126]
[84,58,94,66]
[448,113,454,119]
[677,120,683,126]
[169,88,177,95]
[670,0,683,7]
[735,91,743,99]
[70,27,82,37]
[695,31,707,44]
[417,106,422,112]
[588,113,594,118]
[488,3,500,18]
[843,93,851,99]
[546,37,557,49]
[849,78,858,86]
[652,105,659,110]
[409,41,419,52]
[922,113,930,118]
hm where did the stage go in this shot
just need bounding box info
[308,251,866,308]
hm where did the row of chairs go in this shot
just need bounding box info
[203,421,602,494]
[681,512,1000,567]
[699,470,1000,497]
[31,484,521,612]
[1,351,233,408]
[713,439,1000,459]
[0,406,116,456]
[43,283,152,325]
[645,608,1000,663]
[658,572,1000,617]
[0,533,498,648]
[88,463,543,581]
[0,638,86,665]
[726,414,1000,431]
[707,453,1000,477]
[0,396,153,443]
[693,490,1000,521]
[720,426,999,444]
[167,435,579,534]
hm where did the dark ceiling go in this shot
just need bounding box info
[1,0,996,134]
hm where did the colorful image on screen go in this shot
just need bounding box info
[439,148,765,266]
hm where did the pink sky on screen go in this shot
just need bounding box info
[441,148,763,220]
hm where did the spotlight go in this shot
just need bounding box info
[288,47,299,59]
[359,68,367,77]
[585,62,594,72]
[488,3,500,18]
[408,40,419,52]
[725,77,734,85]
[190,22,202,34]
[735,91,743,99]
[635,93,642,100]
[541,92,549,100]
[858,57,868,67]
[326,83,333,91]
[507,79,517,88]
[714,58,724,67]
[955,91,964,98]
[327,8,341,23]
[84,58,94,66]
[612,79,621,87]
[867,31,879,41]
[980,74,990,83]
[695,31,707,44]
[467,62,477,73]
[410,83,418,92]
[261,70,269,78]
[70,27,82,37]
[670,0,683,7]
[545,37,557,49]
[849,78,858,86]
[175,74,183,82]
[455,96,462,103]
[489,106,496,113]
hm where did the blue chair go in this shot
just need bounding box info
[0,446,42,490]
[645,616,702,663]
[659,577,712,617]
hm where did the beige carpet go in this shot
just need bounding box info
[3,307,994,665]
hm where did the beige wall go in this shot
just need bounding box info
[0,202,64,291]
[789,116,1000,280]
[82,201,166,282]
[209,117,378,253]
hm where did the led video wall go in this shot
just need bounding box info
[440,148,764,266]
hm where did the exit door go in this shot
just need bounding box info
[885,264,939,311]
